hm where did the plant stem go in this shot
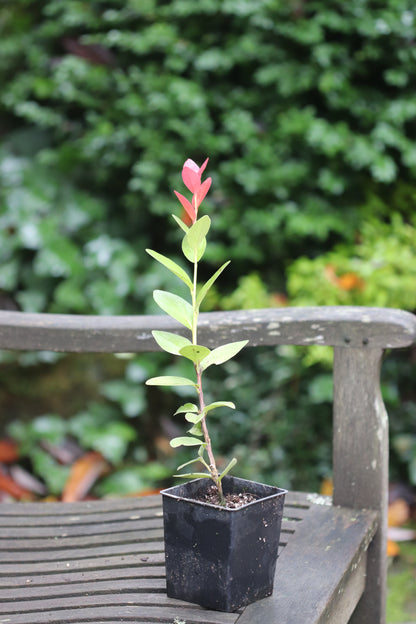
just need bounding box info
[192,249,224,505]
[196,366,224,504]
[192,257,198,345]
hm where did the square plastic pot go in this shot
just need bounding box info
[161,475,287,612]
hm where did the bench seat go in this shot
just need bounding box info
[0,491,377,624]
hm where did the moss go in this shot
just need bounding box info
[387,541,416,622]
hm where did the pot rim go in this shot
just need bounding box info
[161,476,287,511]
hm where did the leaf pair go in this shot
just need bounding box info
[148,331,248,374]
[182,215,211,263]
[174,401,236,418]
[146,216,210,286]
[174,456,238,483]
[199,340,249,372]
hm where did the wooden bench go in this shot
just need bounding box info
[0,305,415,624]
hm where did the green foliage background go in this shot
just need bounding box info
[1,0,416,493]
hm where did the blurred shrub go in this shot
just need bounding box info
[1,0,416,304]
[287,213,416,310]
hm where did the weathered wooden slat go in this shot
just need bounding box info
[0,540,163,563]
[0,566,167,587]
[333,347,388,624]
[0,494,161,515]
[238,504,378,624]
[0,306,415,352]
[0,517,161,538]
[0,605,239,624]
[0,553,165,576]
[2,590,219,613]
[0,577,166,601]
[0,507,163,526]
[0,528,164,550]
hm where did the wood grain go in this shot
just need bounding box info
[0,306,415,352]
[0,492,376,624]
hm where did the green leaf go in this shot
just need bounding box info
[146,376,196,387]
[187,215,211,247]
[152,330,192,355]
[184,412,203,423]
[219,457,237,480]
[172,214,189,234]
[182,215,211,262]
[196,261,230,308]
[182,234,206,263]
[176,457,203,471]
[187,422,202,436]
[146,249,193,289]
[179,344,211,364]
[200,340,249,371]
[170,436,205,448]
[174,403,199,415]
[204,401,236,413]
[173,472,211,479]
[153,290,193,329]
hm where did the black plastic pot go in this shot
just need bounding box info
[161,475,287,612]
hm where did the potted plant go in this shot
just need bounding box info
[145,158,287,612]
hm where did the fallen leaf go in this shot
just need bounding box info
[0,439,19,463]
[0,466,33,500]
[62,451,110,502]
[387,539,400,558]
[388,498,410,527]
[41,438,83,465]
[9,465,47,496]
[320,477,333,497]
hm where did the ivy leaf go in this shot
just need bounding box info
[196,261,230,308]
[179,344,211,365]
[170,436,205,448]
[153,290,193,329]
[146,249,193,290]
[182,215,211,263]
[152,330,192,355]
[200,340,249,371]
[146,376,196,387]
